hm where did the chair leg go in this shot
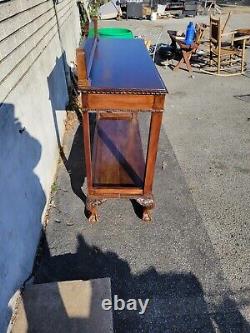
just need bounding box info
[241,40,246,74]
[174,57,185,71]
[182,50,193,73]
[217,55,221,75]
[174,49,194,73]
[209,44,213,66]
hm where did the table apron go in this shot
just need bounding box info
[81,93,165,111]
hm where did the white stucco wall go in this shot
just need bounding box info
[0,1,80,331]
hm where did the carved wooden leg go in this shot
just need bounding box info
[135,195,155,222]
[86,197,106,223]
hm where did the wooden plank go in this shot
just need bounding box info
[92,116,145,188]
[76,48,89,87]
[93,16,98,36]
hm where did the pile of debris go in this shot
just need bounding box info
[78,0,222,22]
[98,0,221,20]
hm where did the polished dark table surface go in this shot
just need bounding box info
[83,38,167,94]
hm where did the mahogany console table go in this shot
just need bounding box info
[76,37,167,222]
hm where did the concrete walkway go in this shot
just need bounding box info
[35,16,250,333]
[11,279,113,333]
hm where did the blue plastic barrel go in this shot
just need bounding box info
[185,22,195,46]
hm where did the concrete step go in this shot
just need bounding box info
[10,278,113,333]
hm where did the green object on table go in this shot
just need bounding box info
[88,27,133,39]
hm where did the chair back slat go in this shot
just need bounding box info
[210,16,221,47]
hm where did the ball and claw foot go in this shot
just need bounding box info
[136,196,154,223]
[142,208,152,222]
[88,212,98,224]
[86,197,106,223]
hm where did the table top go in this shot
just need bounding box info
[83,38,167,95]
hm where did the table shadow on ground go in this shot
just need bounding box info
[34,234,249,333]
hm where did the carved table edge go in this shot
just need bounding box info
[78,89,167,95]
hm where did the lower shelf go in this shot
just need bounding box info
[92,115,145,188]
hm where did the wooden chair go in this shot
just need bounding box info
[202,15,250,76]
[171,24,206,74]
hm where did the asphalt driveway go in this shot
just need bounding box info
[35,16,250,333]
